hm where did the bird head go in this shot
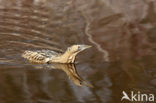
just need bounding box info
[67,44,92,54]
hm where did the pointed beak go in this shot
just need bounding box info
[79,45,92,51]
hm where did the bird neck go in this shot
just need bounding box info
[49,50,78,63]
[61,50,78,63]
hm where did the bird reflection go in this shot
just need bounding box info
[36,63,93,88]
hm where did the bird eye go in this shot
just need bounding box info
[68,47,71,51]
[78,46,81,51]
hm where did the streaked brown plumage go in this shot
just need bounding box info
[22,44,91,64]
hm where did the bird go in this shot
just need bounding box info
[22,44,91,64]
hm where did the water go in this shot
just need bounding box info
[0,0,156,103]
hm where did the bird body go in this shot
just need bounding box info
[22,45,91,64]
[22,50,60,63]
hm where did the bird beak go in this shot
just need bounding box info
[79,45,92,51]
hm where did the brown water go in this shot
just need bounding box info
[0,0,156,103]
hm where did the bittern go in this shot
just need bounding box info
[22,44,91,64]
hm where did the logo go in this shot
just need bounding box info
[121,91,155,102]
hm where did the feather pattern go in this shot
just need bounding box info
[22,44,91,64]
[22,50,60,63]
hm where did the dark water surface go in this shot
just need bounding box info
[0,0,156,103]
